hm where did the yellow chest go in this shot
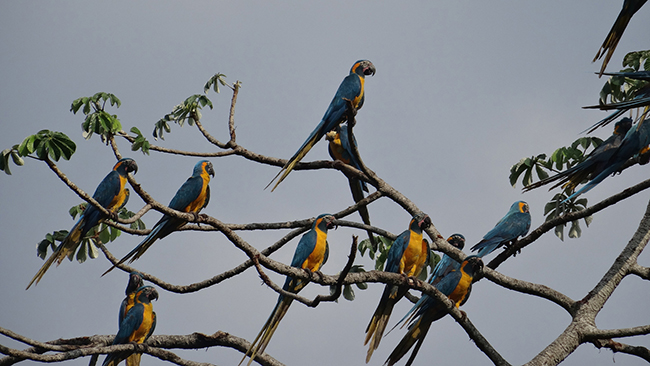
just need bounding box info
[130,304,155,343]
[400,231,426,276]
[185,174,210,213]
[449,271,472,307]
[302,229,328,272]
[353,75,364,108]
[108,176,128,212]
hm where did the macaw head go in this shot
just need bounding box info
[461,255,483,277]
[447,233,466,250]
[510,201,529,215]
[125,272,145,296]
[410,212,431,232]
[314,213,337,232]
[114,158,138,175]
[194,160,215,178]
[350,60,376,78]
[135,285,159,304]
[614,117,633,136]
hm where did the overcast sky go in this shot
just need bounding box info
[1,2,649,366]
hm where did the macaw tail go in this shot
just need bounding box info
[126,353,142,366]
[364,287,401,363]
[26,218,85,289]
[240,298,292,366]
[384,316,432,366]
[348,177,376,249]
[266,130,322,192]
[561,165,614,203]
[102,223,165,276]
[593,10,634,76]
[102,352,127,366]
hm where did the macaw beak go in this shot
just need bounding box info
[327,217,338,230]
[364,65,376,76]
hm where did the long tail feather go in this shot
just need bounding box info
[240,298,292,366]
[384,316,431,366]
[102,224,164,276]
[266,131,321,192]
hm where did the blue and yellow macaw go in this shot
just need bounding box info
[593,0,647,76]
[326,123,375,245]
[364,213,432,363]
[119,272,144,326]
[394,234,466,330]
[384,256,483,366]
[564,119,650,202]
[525,118,633,192]
[104,160,214,274]
[240,214,337,366]
[27,158,138,289]
[103,285,158,366]
[267,60,376,191]
[471,201,531,258]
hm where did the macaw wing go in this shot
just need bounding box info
[145,311,157,341]
[167,176,203,211]
[415,271,462,318]
[385,230,410,273]
[322,241,329,268]
[321,74,363,132]
[281,230,318,293]
[118,298,128,326]
[429,255,460,285]
[202,185,210,210]
[114,303,144,345]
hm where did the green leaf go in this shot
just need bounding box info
[343,284,355,301]
[555,223,564,241]
[76,240,88,263]
[98,225,110,244]
[569,220,581,238]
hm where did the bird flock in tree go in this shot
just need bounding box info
[22,2,650,364]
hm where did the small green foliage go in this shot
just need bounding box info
[0,147,24,175]
[329,265,366,302]
[130,127,151,155]
[154,94,213,140]
[509,154,549,188]
[13,130,77,163]
[204,73,228,94]
[71,92,122,141]
[36,230,69,259]
[599,50,649,106]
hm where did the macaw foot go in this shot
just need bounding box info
[108,210,120,222]
[504,239,521,256]
[199,213,210,222]
[459,310,467,321]
[406,276,423,288]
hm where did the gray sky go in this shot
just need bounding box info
[1,1,649,365]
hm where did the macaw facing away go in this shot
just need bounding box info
[364,213,432,363]
[267,60,376,191]
[384,256,483,366]
[470,201,531,258]
[119,272,145,326]
[524,118,633,192]
[563,119,650,202]
[102,285,158,366]
[27,158,138,289]
[104,160,214,275]
[240,214,337,366]
[326,123,375,245]
[593,0,647,76]
[394,234,466,330]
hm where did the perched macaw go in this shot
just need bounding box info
[393,234,466,330]
[267,60,376,191]
[104,160,214,274]
[240,214,337,366]
[593,0,647,76]
[26,158,138,289]
[364,213,432,363]
[525,118,633,192]
[119,272,145,326]
[564,119,650,202]
[326,123,375,245]
[471,201,531,258]
[384,256,483,366]
[102,285,158,366]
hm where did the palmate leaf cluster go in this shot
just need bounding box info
[70,92,122,142]
[598,50,650,107]
[1,130,76,175]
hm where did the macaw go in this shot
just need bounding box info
[27,158,138,289]
[267,60,376,191]
[119,272,145,326]
[104,160,214,274]
[470,201,531,258]
[102,285,158,366]
[524,118,633,192]
[384,256,483,366]
[394,234,466,330]
[240,214,337,366]
[326,123,375,245]
[364,213,432,363]
[593,0,647,76]
[564,119,650,202]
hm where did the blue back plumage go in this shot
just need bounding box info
[471,201,531,258]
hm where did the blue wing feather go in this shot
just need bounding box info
[385,230,410,273]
